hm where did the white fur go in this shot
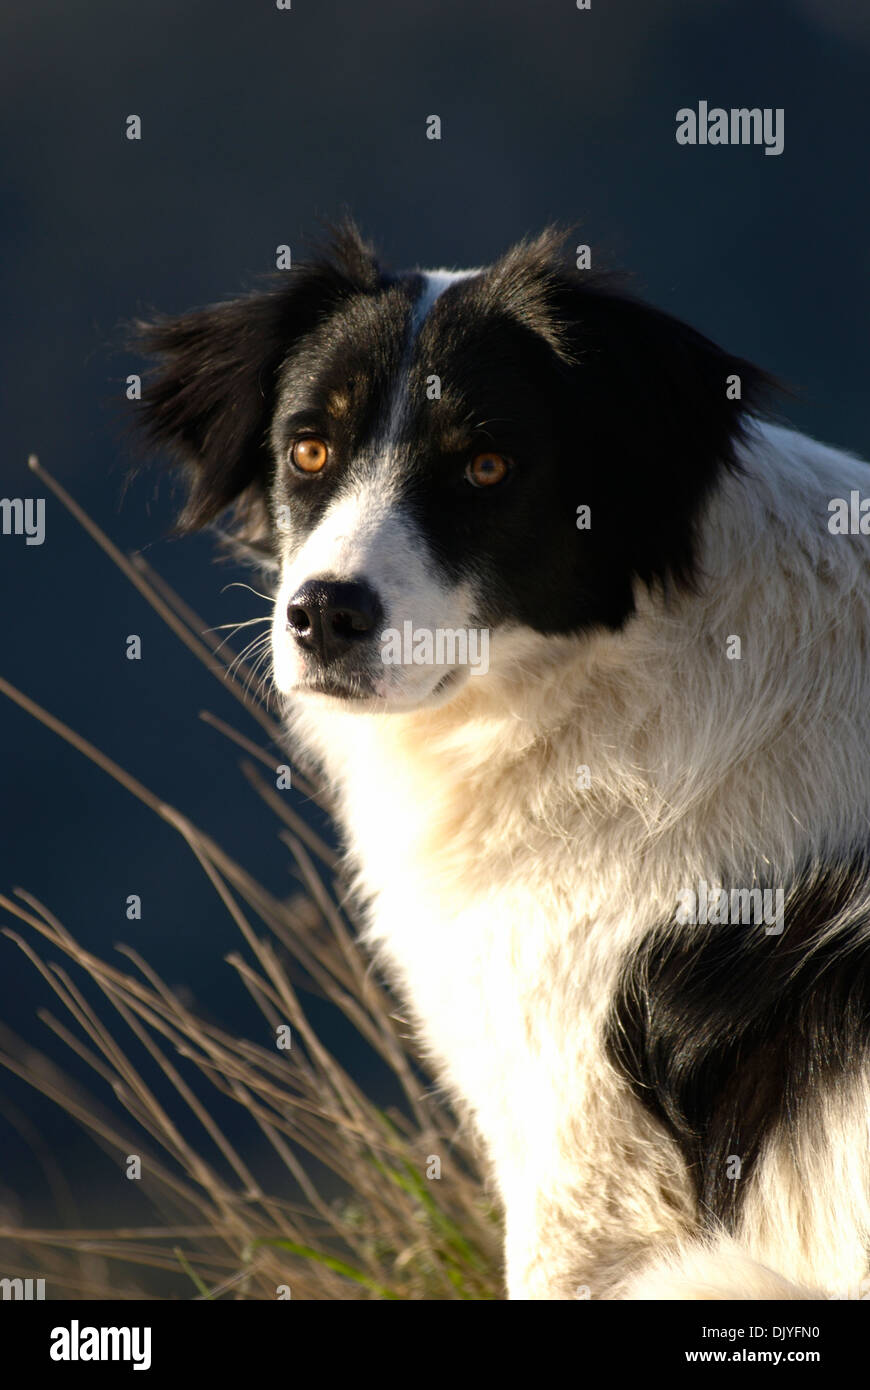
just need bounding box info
[412,268,478,325]
[275,403,870,1299]
[381,269,478,457]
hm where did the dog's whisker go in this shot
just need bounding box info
[210,617,274,660]
[209,617,273,634]
[226,632,272,684]
[221,581,274,603]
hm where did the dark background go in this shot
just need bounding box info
[1,0,868,1238]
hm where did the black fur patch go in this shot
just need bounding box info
[396,239,776,633]
[606,859,870,1226]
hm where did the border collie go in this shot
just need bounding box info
[136,224,870,1300]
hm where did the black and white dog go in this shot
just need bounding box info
[137,225,870,1299]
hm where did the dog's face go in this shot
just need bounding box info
[136,224,770,713]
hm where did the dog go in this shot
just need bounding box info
[135,223,870,1299]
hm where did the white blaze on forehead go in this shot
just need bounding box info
[412,267,479,332]
[382,267,479,446]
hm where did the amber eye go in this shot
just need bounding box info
[466,452,511,487]
[291,437,329,473]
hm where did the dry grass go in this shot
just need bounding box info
[0,459,501,1300]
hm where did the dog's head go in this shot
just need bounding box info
[135,223,772,712]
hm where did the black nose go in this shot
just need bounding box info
[287,579,384,666]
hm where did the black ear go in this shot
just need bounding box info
[549,269,781,592]
[132,221,381,534]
